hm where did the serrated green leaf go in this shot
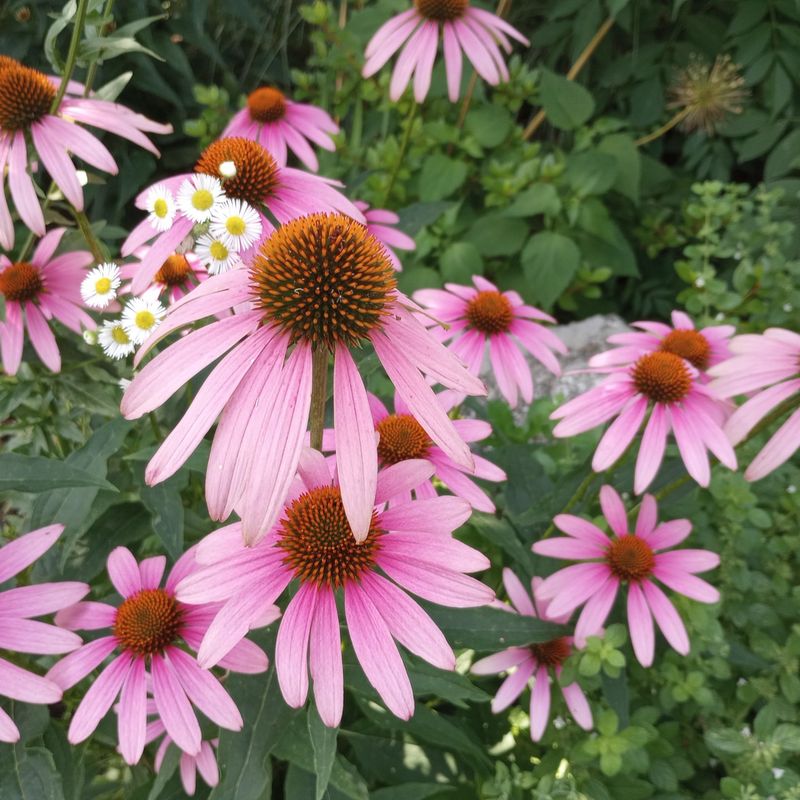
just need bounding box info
[538,68,595,130]
[0,454,117,492]
[520,231,581,308]
[418,155,468,202]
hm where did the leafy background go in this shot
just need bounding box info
[1,0,800,798]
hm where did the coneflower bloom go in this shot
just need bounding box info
[533,485,720,667]
[176,452,494,727]
[551,343,737,493]
[709,328,800,481]
[121,251,208,305]
[324,390,505,512]
[123,137,364,294]
[354,201,415,271]
[413,275,566,408]
[0,57,171,249]
[0,228,95,375]
[471,569,592,741]
[362,0,529,102]
[48,546,272,762]
[0,524,89,743]
[589,310,734,380]
[121,213,486,544]
[222,86,338,172]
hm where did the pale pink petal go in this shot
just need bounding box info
[0,582,87,619]
[724,379,800,445]
[0,618,81,654]
[641,581,689,655]
[31,123,83,208]
[592,396,647,472]
[180,754,197,795]
[561,681,593,730]
[634,404,669,494]
[574,578,619,645]
[412,21,439,102]
[0,301,24,375]
[670,404,710,487]
[0,657,62,704]
[627,583,654,667]
[139,556,166,590]
[9,132,45,235]
[599,485,629,537]
[634,494,658,539]
[390,27,428,101]
[0,525,63,583]
[471,647,530,675]
[380,495,471,535]
[532,537,606,560]
[151,652,202,755]
[46,636,118,689]
[375,459,435,503]
[308,587,343,727]
[0,706,19,743]
[107,547,142,598]
[442,22,463,101]
[118,656,147,764]
[642,519,692,551]
[68,653,133,743]
[652,567,719,603]
[491,658,535,712]
[537,566,612,617]
[364,8,418,60]
[746,407,800,481]
[551,515,610,547]
[529,665,552,741]
[502,568,535,617]
[24,302,60,372]
[275,583,318,709]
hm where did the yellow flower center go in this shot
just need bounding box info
[225,216,246,236]
[153,198,169,218]
[209,240,229,260]
[112,326,131,345]
[135,310,156,330]
[94,277,112,294]
[191,189,214,211]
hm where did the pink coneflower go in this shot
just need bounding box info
[122,137,364,294]
[324,390,505,512]
[551,345,737,493]
[533,485,720,667]
[48,546,272,762]
[709,328,800,481]
[0,227,95,375]
[121,251,208,305]
[222,86,338,172]
[471,569,592,741]
[176,452,494,727]
[413,275,566,408]
[354,201,416,271]
[0,57,170,249]
[0,524,89,743]
[589,310,734,380]
[362,1,528,102]
[121,213,486,545]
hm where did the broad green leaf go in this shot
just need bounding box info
[520,231,581,308]
[505,183,561,217]
[404,657,491,708]
[440,242,483,283]
[94,71,133,101]
[704,728,749,756]
[139,472,186,561]
[465,106,512,148]
[565,152,619,196]
[396,202,454,235]
[464,216,528,257]
[597,134,641,203]
[772,724,800,752]
[764,130,800,180]
[469,512,535,571]
[308,705,338,800]
[0,743,65,800]
[372,785,458,800]
[418,155,468,201]
[538,68,595,130]
[601,672,630,729]
[0,454,117,492]
[146,745,179,800]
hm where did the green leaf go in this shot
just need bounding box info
[597,134,641,203]
[440,242,483,283]
[704,728,749,756]
[469,513,534,573]
[396,202,454,235]
[418,155,468,201]
[565,152,619,196]
[538,68,595,130]
[139,473,185,561]
[146,745,179,800]
[602,672,630,729]
[307,705,338,800]
[0,743,65,800]
[372,785,458,800]
[765,130,800,180]
[465,106,513,148]
[520,231,581,307]
[94,71,133,101]
[505,183,561,217]
[772,724,800,752]
[464,215,528,257]
[0,454,117,492]
[404,657,490,708]
[209,668,298,800]
[424,604,565,650]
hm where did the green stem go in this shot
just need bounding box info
[381,102,416,207]
[309,348,329,451]
[539,471,597,540]
[51,0,91,113]
[148,412,162,441]
[72,208,107,263]
[83,0,116,96]
[634,107,691,147]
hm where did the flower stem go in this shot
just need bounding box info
[538,470,597,540]
[72,208,107,264]
[381,102,416,207]
[83,0,116,97]
[522,15,615,141]
[309,347,330,451]
[51,0,91,114]
[634,107,692,147]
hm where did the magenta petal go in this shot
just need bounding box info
[574,577,619,646]
[641,581,690,656]
[309,587,343,728]
[275,583,318,709]
[626,583,654,667]
[151,652,202,755]
[46,636,118,689]
[491,657,535,713]
[0,525,64,583]
[529,665,552,741]
[501,568,535,617]
[0,656,62,704]
[599,485,629,537]
[118,656,147,765]
[107,547,142,598]
[561,681,593,730]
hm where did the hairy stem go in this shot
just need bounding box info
[83,0,116,96]
[51,0,91,113]
[309,347,330,451]
[538,470,597,540]
[381,102,416,206]
[634,107,691,147]
[72,208,107,263]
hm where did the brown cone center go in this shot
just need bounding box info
[247,87,287,123]
[376,414,432,465]
[632,351,692,404]
[659,328,712,370]
[155,254,193,287]
[605,536,655,582]
[530,637,572,668]
[113,588,183,656]
[195,137,279,206]
[466,290,513,335]
[415,0,469,20]
[0,63,56,130]
[0,262,43,302]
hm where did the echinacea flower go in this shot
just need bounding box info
[176,451,494,727]
[123,137,364,294]
[0,228,95,375]
[80,262,121,309]
[121,212,486,544]
[222,86,339,172]
[413,275,566,408]
[121,291,166,345]
[533,485,720,667]
[354,201,415,271]
[589,310,734,380]
[362,0,528,102]
[99,319,135,360]
[121,251,208,305]
[551,343,737,493]
[708,328,800,481]
[472,569,592,741]
[0,57,171,249]
[48,546,272,762]
[324,390,505,512]
[0,524,89,743]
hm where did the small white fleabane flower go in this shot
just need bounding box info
[80,262,121,308]
[82,329,98,345]
[195,233,240,274]
[121,294,166,345]
[219,160,237,178]
[99,320,136,359]
[145,185,177,232]
[177,174,225,223]
[209,198,262,252]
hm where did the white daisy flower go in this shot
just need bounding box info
[99,320,136,359]
[121,294,166,345]
[177,174,225,223]
[145,184,177,232]
[209,198,262,252]
[80,262,121,308]
[195,233,241,275]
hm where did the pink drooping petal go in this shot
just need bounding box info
[151,652,202,755]
[275,583,318,709]
[592,396,647,472]
[30,122,84,208]
[627,582,654,667]
[560,680,593,730]
[491,658,535,713]
[0,301,24,376]
[364,8,418,60]
[652,566,720,603]
[670,404,710,487]
[0,525,64,583]
[389,26,429,101]
[196,739,220,787]
[308,587,343,727]
[0,582,87,619]
[46,636,118,689]
[375,459,435,503]
[139,556,167,590]
[412,21,439,102]
[529,665,552,741]
[24,302,60,372]
[655,548,719,574]
[41,114,118,173]
[344,581,414,720]
[472,646,530,675]
[9,131,45,235]
[118,656,147,765]
[0,656,62,704]
[432,461,496,513]
[68,653,133,744]
[642,519,692,551]
[216,638,270,675]
[634,403,669,494]
[535,564,611,617]
[0,706,19,743]
[551,386,632,437]
[745,407,800,481]
[384,532,488,573]
[532,537,606,560]
[130,217,194,295]
[453,19,499,84]
[641,581,690,656]
[380,495,471,535]
[0,618,81,654]
[574,577,619,646]
[107,547,142,598]
[599,485,629,537]
[334,345,378,542]
[724,379,800,445]
[442,21,464,101]
[501,568,535,617]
